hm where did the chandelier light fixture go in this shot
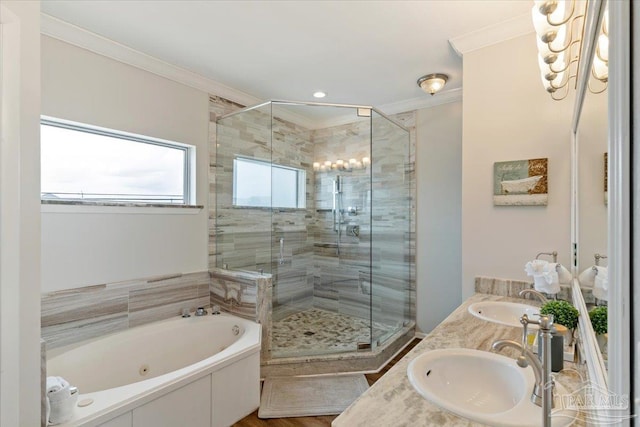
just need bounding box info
[532,0,608,100]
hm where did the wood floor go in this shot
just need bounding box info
[233,338,421,427]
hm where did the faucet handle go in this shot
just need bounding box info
[520,315,529,343]
[181,308,191,318]
[539,314,554,330]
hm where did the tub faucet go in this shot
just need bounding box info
[492,314,555,427]
[519,289,549,304]
[195,307,208,316]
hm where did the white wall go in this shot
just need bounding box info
[1,1,41,425]
[41,36,210,292]
[462,33,574,299]
[415,101,462,333]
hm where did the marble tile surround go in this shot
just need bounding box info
[209,267,272,362]
[41,271,210,349]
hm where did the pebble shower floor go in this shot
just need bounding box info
[270,308,395,357]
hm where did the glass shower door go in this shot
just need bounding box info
[269,102,373,358]
[370,110,412,347]
[215,103,273,275]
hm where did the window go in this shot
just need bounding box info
[41,117,194,205]
[233,157,306,209]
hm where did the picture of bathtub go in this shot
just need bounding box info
[46,312,261,427]
[493,158,548,206]
[500,175,543,194]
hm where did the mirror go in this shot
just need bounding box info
[576,88,608,289]
[571,0,610,381]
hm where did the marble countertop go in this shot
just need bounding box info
[333,293,586,427]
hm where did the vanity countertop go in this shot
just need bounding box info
[332,293,586,427]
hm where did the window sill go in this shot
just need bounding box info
[41,200,204,215]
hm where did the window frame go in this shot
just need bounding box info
[40,116,195,206]
[232,156,306,209]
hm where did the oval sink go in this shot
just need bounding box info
[407,348,577,427]
[408,348,527,416]
[468,301,540,328]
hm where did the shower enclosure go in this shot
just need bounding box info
[215,100,412,361]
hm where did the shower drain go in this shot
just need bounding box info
[303,331,315,336]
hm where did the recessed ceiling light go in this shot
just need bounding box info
[313,91,327,98]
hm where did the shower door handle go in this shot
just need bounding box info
[279,238,284,265]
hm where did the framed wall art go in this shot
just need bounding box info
[493,158,548,206]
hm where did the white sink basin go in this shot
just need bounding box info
[407,348,577,427]
[468,301,540,328]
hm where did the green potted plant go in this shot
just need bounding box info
[589,305,608,354]
[540,300,580,330]
[538,300,580,372]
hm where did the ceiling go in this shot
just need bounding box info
[41,0,533,117]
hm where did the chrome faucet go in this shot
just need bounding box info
[519,288,549,304]
[493,314,555,427]
[195,307,208,316]
[492,340,545,405]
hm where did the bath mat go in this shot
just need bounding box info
[258,374,369,418]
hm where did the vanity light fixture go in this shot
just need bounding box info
[314,157,370,172]
[417,74,448,96]
[532,0,608,100]
[313,91,327,99]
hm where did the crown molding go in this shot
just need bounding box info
[40,13,262,107]
[40,13,321,129]
[41,12,460,130]
[449,12,534,56]
[378,87,462,115]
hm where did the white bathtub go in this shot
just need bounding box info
[46,312,261,427]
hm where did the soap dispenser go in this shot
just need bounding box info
[538,324,565,372]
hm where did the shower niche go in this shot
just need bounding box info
[214,100,414,373]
